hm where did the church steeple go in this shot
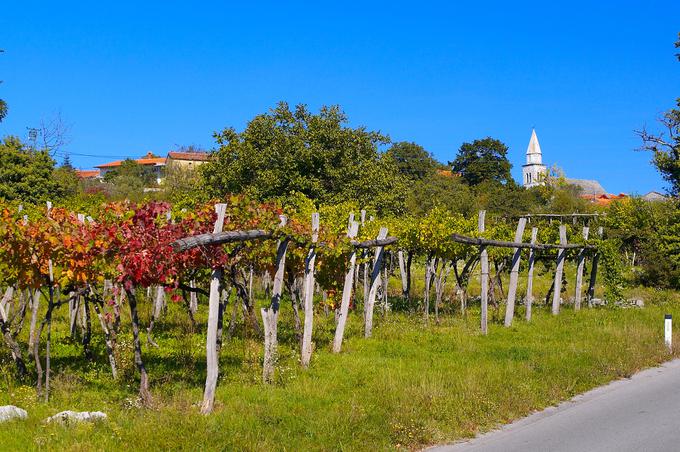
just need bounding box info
[522,128,547,188]
[526,128,542,165]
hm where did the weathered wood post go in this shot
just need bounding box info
[504,217,527,327]
[333,220,359,353]
[301,213,319,368]
[552,225,568,315]
[574,226,590,310]
[261,216,289,383]
[365,227,388,338]
[587,227,604,306]
[201,203,227,414]
[479,211,489,334]
[360,210,369,309]
[398,249,409,300]
[525,227,538,322]
[424,256,436,322]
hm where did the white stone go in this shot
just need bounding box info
[46,410,107,425]
[0,405,28,422]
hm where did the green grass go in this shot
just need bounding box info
[1,286,679,451]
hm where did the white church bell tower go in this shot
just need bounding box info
[522,129,547,188]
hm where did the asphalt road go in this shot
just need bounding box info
[431,358,680,452]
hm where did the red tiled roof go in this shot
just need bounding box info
[167,151,211,161]
[96,152,165,169]
[580,193,628,206]
[75,169,101,179]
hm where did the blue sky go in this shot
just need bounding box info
[1,1,678,194]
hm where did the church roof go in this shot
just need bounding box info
[641,191,667,201]
[565,178,606,196]
[526,129,542,155]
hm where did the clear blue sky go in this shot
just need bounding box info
[1,1,678,194]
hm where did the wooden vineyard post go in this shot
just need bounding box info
[479,211,489,335]
[525,227,538,321]
[587,227,604,306]
[360,210,368,310]
[262,216,289,383]
[552,225,568,315]
[333,220,359,353]
[504,217,527,327]
[574,226,590,310]
[189,280,198,314]
[201,203,227,414]
[397,249,409,301]
[424,256,435,322]
[364,227,388,338]
[301,213,320,368]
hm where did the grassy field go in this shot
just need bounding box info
[1,282,679,451]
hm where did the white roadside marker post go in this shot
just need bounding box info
[665,314,672,351]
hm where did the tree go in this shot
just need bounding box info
[61,152,74,170]
[202,102,408,214]
[0,136,65,204]
[103,159,159,201]
[405,173,475,217]
[387,141,440,180]
[449,137,513,186]
[52,166,80,199]
[637,33,680,196]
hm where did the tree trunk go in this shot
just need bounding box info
[44,278,56,402]
[92,297,118,379]
[189,280,198,315]
[126,288,152,406]
[288,276,303,347]
[82,295,93,360]
[0,310,27,377]
[28,289,40,358]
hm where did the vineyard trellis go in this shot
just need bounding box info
[0,198,605,414]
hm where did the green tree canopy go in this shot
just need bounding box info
[405,173,475,217]
[449,137,513,186]
[637,33,680,196]
[201,102,408,214]
[386,141,440,180]
[0,136,65,204]
[103,159,160,202]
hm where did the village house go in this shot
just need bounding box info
[95,152,166,184]
[165,151,211,169]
